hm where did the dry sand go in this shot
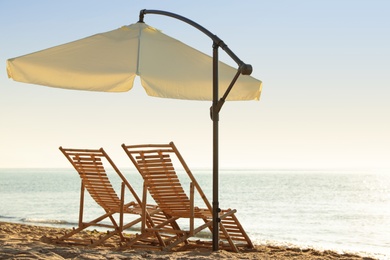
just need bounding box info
[0,221,375,259]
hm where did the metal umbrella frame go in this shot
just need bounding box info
[138,9,255,251]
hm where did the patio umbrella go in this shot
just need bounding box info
[6,9,262,251]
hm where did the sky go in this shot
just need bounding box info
[1,1,389,169]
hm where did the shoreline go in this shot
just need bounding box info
[0,221,376,259]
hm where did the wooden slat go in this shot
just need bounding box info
[137,157,171,163]
[74,164,104,169]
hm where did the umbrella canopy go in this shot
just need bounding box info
[7,22,261,100]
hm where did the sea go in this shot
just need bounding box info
[0,168,389,259]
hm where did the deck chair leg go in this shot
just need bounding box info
[166,215,189,245]
[93,215,145,247]
[57,211,114,242]
[189,182,194,236]
[163,233,190,251]
[107,214,126,242]
[120,182,125,233]
[230,212,254,249]
[164,219,216,251]
[122,210,169,249]
[219,222,239,253]
[143,201,166,247]
[149,218,166,247]
[78,181,85,226]
[141,182,148,233]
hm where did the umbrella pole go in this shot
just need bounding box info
[212,43,220,251]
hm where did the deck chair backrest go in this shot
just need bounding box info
[122,144,192,216]
[60,147,123,212]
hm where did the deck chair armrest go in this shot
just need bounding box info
[219,208,237,219]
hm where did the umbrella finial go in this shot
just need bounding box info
[138,9,146,23]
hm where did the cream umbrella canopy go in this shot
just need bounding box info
[7,9,262,251]
[7,22,261,100]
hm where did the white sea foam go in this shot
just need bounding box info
[21,218,71,225]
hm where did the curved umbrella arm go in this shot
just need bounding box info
[139,9,252,76]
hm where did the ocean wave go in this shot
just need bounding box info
[21,218,73,225]
[251,238,389,260]
[122,226,211,239]
[0,215,14,219]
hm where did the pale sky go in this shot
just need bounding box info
[1,1,389,169]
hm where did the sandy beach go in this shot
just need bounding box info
[0,221,376,260]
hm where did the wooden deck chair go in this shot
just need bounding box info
[57,147,178,248]
[121,142,253,252]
